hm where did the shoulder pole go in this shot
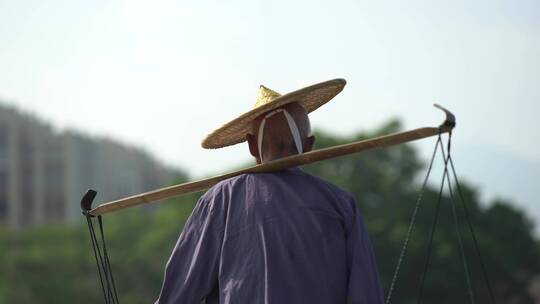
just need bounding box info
[84,104,456,217]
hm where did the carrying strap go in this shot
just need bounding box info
[85,215,120,304]
[257,108,303,162]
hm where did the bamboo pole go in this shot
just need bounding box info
[88,125,452,216]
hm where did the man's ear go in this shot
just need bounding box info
[304,135,316,153]
[246,133,260,161]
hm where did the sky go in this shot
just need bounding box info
[0,1,539,226]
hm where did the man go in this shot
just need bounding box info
[155,79,384,304]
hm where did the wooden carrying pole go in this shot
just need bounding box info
[83,105,454,216]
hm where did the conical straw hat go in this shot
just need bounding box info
[201,78,346,149]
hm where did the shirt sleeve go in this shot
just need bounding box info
[346,197,384,304]
[155,189,227,304]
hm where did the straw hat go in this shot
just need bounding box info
[201,78,347,149]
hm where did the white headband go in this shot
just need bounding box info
[257,109,303,162]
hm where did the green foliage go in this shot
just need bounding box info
[0,195,199,304]
[0,120,537,303]
[305,120,539,303]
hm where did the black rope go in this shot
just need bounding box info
[98,216,120,304]
[448,156,496,303]
[416,137,449,304]
[92,216,113,303]
[85,214,120,304]
[385,134,442,304]
[86,216,108,301]
[439,137,476,304]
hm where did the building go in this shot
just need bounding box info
[0,103,184,229]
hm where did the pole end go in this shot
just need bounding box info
[434,103,456,129]
[81,189,98,217]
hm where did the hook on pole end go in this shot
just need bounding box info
[81,189,98,216]
[434,104,456,129]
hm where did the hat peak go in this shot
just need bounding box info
[254,85,281,108]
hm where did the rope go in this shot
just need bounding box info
[416,137,449,304]
[85,214,120,304]
[385,134,442,304]
[98,216,120,304]
[448,156,497,303]
[439,137,476,304]
[86,216,108,301]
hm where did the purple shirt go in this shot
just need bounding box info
[155,167,384,304]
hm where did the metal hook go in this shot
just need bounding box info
[81,189,98,217]
[434,104,456,129]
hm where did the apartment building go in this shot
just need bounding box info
[0,104,183,229]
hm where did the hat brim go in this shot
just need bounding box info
[201,78,347,149]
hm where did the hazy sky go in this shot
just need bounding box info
[1,0,539,219]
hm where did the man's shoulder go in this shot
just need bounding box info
[202,167,355,203]
[296,169,356,201]
[201,173,251,200]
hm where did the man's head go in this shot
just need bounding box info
[246,102,315,164]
